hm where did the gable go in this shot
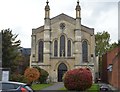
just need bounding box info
[32,13,94,35]
[51,13,76,25]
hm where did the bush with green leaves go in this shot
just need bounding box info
[10,74,27,83]
[64,67,92,91]
[34,67,49,83]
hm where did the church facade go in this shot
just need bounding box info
[30,1,96,82]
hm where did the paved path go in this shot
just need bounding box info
[41,82,64,90]
[98,82,117,91]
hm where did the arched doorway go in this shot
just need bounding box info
[58,63,67,82]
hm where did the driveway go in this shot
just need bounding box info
[41,82,64,90]
[98,83,117,91]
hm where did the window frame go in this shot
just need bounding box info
[38,40,44,63]
[82,40,88,62]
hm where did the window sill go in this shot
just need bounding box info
[50,56,75,59]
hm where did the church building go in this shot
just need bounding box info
[30,1,96,82]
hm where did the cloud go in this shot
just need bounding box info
[0,0,119,47]
[81,2,118,43]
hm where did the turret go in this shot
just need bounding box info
[45,0,50,19]
[75,0,81,19]
[74,0,82,65]
[44,0,51,65]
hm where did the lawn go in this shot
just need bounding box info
[59,84,100,91]
[31,83,53,90]
[87,84,100,91]
[31,83,100,91]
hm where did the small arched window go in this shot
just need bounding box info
[67,40,71,56]
[54,40,58,57]
[82,40,88,62]
[60,35,65,57]
[38,40,44,62]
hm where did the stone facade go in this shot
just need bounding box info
[30,1,96,82]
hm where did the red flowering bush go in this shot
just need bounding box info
[64,68,92,91]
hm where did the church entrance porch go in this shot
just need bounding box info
[58,63,67,82]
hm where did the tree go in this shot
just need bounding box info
[109,42,118,50]
[2,29,21,72]
[24,67,40,85]
[95,31,119,78]
[95,31,111,78]
[34,67,49,83]
[95,31,110,57]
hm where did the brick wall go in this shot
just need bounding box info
[102,46,120,90]
[101,53,108,83]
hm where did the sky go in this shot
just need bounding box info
[0,0,119,48]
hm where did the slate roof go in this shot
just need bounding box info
[20,48,31,56]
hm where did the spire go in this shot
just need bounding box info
[75,0,81,18]
[46,0,49,5]
[77,0,79,4]
[45,0,50,11]
[45,0,50,18]
[76,0,81,11]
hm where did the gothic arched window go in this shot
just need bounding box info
[38,40,44,62]
[60,35,65,57]
[54,40,58,57]
[67,40,71,56]
[82,40,88,62]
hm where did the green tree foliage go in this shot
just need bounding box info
[109,42,118,50]
[2,29,21,72]
[34,67,49,83]
[95,31,111,78]
[95,31,119,78]
[95,31,110,56]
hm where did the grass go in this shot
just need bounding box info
[31,83,53,90]
[87,84,100,91]
[31,83,100,91]
[59,87,66,90]
[59,84,100,91]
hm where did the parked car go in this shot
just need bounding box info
[100,84,109,91]
[0,81,34,92]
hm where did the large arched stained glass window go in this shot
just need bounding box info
[67,40,71,56]
[38,40,44,62]
[60,35,65,57]
[54,40,58,56]
[82,41,88,62]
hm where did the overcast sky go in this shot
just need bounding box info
[0,0,119,48]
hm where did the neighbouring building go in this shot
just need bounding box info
[17,48,31,74]
[30,1,97,82]
[102,46,120,90]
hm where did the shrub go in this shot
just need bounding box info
[34,67,49,83]
[64,67,92,91]
[24,67,40,85]
[10,74,27,83]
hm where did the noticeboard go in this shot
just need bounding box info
[2,70,9,81]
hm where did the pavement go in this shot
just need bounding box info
[41,82,64,90]
[98,82,118,91]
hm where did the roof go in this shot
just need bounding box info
[20,48,31,56]
[51,13,76,25]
